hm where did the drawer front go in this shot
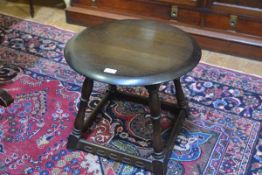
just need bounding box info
[205,14,230,30]
[102,0,199,7]
[72,0,171,19]
[237,17,262,36]
[205,14,262,36]
[206,0,262,36]
[72,0,201,25]
[175,9,201,25]
[154,0,199,6]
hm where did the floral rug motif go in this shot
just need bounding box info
[0,14,261,175]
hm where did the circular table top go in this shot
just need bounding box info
[64,20,201,86]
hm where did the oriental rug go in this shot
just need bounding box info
[0,13,261,175]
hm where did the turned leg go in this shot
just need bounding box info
[67,78,93,150]
[174,78,188,116]
[146,84,166,175]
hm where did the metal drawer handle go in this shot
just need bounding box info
[229,15,238,28]
[171,5,178,18]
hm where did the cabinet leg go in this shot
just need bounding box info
[67,78,93,150]
[29,0,34,17]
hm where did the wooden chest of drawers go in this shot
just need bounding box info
[66,0,262,60]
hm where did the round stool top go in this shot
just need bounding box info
[64,20,201,86]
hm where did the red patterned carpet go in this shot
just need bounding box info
[0,14,261,175]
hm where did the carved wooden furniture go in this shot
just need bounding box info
[66,0,262,60]
[64,20,201,175]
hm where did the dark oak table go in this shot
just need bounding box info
[64,19,201,175]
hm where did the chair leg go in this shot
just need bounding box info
[146,84,166,175]
[29,0,34,17]
[67,78,93,150]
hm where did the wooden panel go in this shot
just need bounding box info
[66,6,262,60]
[176,9,201,25]
[205,14,230,30]
[237,17,262,36]
[66,8,114,26]
[154,0,199,6]
[204,13,262,36]
[210,0,262,9]
[68,0,262,60]
[71,0,202,26]
[72,0,171,20]
[206,0,262,36]
[194,34,262,60]
[208,0,262,19]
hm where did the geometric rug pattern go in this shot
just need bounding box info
[0,14,261,175]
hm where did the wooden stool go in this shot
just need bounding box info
[64,20,201,175]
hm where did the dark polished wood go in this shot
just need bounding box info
[174,79,187,109]
[67,78,93,149]
[65,20,201,86]
[74,78,93,131]
[146,85,166,175]
[29,0,34,17]
[65,20,201,175]
[146,85,163,157]
[66,0,262,60]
